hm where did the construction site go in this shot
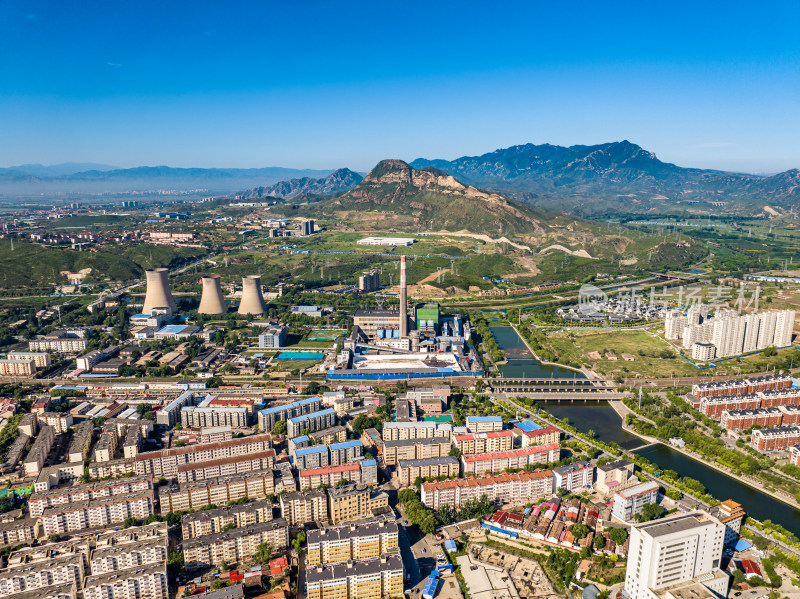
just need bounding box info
[457,544,559,599]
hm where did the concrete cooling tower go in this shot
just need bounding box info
[142,268,178,314]
[238,275,267,315]
[198,275,227,314]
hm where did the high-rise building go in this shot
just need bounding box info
[624,511,728,599]
[358,270,380,293]
[665,311,688,340]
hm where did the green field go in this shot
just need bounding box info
[0,240,207,289]
[545,329,700,378]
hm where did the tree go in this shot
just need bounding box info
[594,535,606,550]
[607,527,628,545]
[636,503,665,522]
[211,580,224,590]
[666,488,683,500]
[752,535,770,551]
[254,541,272,564]
[272,420,287,435]
[569,523,589,540]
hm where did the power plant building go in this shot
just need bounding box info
[238,275,268,315]
[198,275,227,314]
[142,268,178,314]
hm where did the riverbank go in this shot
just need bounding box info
[509,323,589,378]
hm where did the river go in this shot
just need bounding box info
[489,325,585,379]
[490,324,800,536]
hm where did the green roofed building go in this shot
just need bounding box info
[416,303,440,333]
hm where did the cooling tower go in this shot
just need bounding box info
[198,275,227,314]
[399,256,408,337]
[238,275,267,315]
[142,268,178,314]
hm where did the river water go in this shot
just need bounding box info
[490,326,585,379]
[490,323,800,536]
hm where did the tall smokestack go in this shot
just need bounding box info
[198,275,227,314]
[399,256,408,337]
[238,275,267,315]
[142,268,177,314]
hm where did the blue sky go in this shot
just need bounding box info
[1,1,799,172]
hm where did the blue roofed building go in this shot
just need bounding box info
[292,444,330,470]
[329,439,363,466]
[257,397,322,432]
[359,459,378,485]
[466,415,503,434]
[288,408,336,438]
[513,420,543,433]
[423,571,439,599]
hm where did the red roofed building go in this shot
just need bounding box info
[739,559,762,579]
[420,469,554,510]
[453,430,514,455]
[461,443,560,476]
[299,463,360,489]
[269,555,289,576]
[515,426,561,447]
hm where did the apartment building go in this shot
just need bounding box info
[176,450,276,483]
[308,425,347,445]
[612,481,659,521]
[89,523,169,575]
[38,412,73,433]
[465,415,503,434]
[382,421,451,442]
[29,475,154,517]
[460,443,560,477]
[708,499,746,546]
[88,457,136,480]
[453,430,514,455]
[700,389,800,418]
[624,511,727,599]
[328,484,389,524]
[183,519,289,570]
[181,406,248,429]
[182,499,274,539]
[0,553,83,598]
[67,420,93,463]
[23,424,55,477]
[0,359,35,376]
[29,329,87,353]
[299,463,361,490]
[512,422,561,447]
[790,445,800,467]
[160,469,275,513]
[382,437,451,466]
[93,427,118,462]
[258,397,322,432]
[305,553,403,599]
[293,445,330,470]
[7,351,51,368]
[720,407,783,430]
[397,457,459,487]
[82,562,168,599]
[691,373,792,400]
[133,433,272,477]
[123,425,141,458]
[200,426,234,444]
[287,408,336,438]
[751,425,800,452]
[553,461,594,493]
[280,490,329,526]
[307,520,398,565]
[41,490,155,535]
[329,440,363,466]
[0,518,37,547]
[421,469,554,510]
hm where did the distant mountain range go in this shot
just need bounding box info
[4,142,799,216]
[313,159,547,236]
[412,141,800,215]
[236,168,363,200]
[0,165,334,196]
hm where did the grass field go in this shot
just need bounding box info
[546,327,800,379]
[546,329,700,378]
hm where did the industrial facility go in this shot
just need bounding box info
[198,275,228,315]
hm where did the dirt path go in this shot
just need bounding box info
[417,268,450,284]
